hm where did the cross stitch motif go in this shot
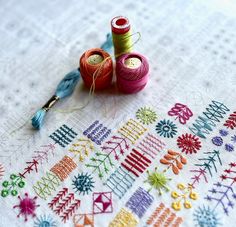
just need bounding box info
[109,208,138,227]
[105,166,136,198]
[72,172,95,195]
[189,100,230,139]
[156,119,177,138]
[118,119,147,144]
[93,191,113,214]
[125,187,154,218]
[48,188,81,223]
[83,120,111,145]
[49,124,77,147]
[136,107,157,125]
[50,155,77,181]
[168,103,193,125]
[13,193,39,222]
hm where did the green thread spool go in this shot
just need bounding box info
[111,16,133,57]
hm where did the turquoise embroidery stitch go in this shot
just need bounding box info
[156,119,177,138]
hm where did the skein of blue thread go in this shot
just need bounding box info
[31,33,113,130]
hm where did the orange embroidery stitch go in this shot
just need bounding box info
[50,156,77,181]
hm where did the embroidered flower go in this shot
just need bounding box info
[156,119,177,138]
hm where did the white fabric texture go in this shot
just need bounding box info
[0,0,236,226]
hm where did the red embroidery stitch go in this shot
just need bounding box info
[121,148,151,177]
[20,144,56,178]
[92,192,113,214]
[13,193,39,221]
[49,188,80,223]
[50,155,77,181]
[168,103,193,124]
[177,133,201,154]
[224,111,236,129]
[101,136,129,160]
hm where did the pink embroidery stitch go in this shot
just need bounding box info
[13,193,39,221]
[168,103,193,124]
[92,192,113,214]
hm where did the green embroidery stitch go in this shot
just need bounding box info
[136,107,157,125]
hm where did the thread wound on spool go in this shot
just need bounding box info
[80,48,113,90]
[111,16,133,57]
[116,52,149,94]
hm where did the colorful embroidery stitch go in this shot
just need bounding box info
[73,213,94,227]
[193,205,220,227]
[69,138,94,162]
[86,151,114,179]
[118,119,147,144]
[50,155,77,181]
[156,119,177,138]
[1,174,25,197]
[83,120,111,145]
[177,133,201,154]
[137,133,166,158]
[145,168,171,195]
[168,103,193,124]
[125,187,154,218]
[105,166,136,198]
[171,183,198,211]
[48,188,81,223]
[121,148,152,177]
[33,171,60,200]
[205,162,236,215]
[72,172,95,195]
[101,136,129,160]
[34,215,57,227]
[189,100,230,139]
[49,124,77,147]
[109,208,138,227]
[191,150,222,187]
[0,163,4,180]
[224,111,236,129]
[136,107,157,125]
[13,193,39,221]
[160,150,187,175]
[93,191,113,214]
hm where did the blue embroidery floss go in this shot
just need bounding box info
[31,70,80,130]
[31,34,113,130]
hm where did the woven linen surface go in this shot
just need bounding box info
[0,0,236,226]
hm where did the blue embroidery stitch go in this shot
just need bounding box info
[155,119,177,138]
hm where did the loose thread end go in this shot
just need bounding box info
[31,108,47,130]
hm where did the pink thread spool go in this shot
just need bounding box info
[116,52,149,94]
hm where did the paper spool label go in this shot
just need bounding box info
[124,57,141,69]
[87,54,104,65]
